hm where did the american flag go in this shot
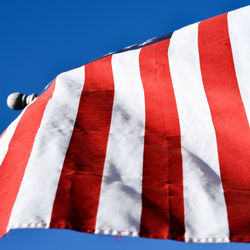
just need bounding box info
[0,5,249,243]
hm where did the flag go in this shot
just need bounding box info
[0,5,249,243]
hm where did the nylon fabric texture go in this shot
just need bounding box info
[0,5,250,243]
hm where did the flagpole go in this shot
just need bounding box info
[7,92,37,110]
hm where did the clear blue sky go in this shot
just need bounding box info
[0,0,249,249]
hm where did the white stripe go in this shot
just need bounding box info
[95,49,145,235]
[8,66,85,229]
[228,6,250,126]
[0,113,24,166]
[168,23,229,241]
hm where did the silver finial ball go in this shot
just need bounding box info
[7,92,37,110]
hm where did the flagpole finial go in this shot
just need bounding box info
[7,92,37,110]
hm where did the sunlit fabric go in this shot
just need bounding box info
[0,5,249,243]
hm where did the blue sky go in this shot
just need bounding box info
[0,0,249,249]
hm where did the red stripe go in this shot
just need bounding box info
[0,80,56,236]
[0,130,6,140]
[50,56,114,233]
[199,14,250,242]
[139,40,185,240]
